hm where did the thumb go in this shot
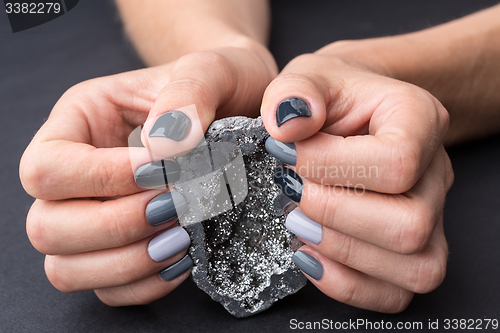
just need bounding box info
[260,72,329,143]
[141,51,239,158]
[142,47,276,158]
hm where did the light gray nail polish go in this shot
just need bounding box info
[146,192,188,226]
[148,226,191,262]
[149,111,192,141]
[265,137,297,166]
[292,251,323,280]
[159,254,193,281]
[286,210,322,244]
[134,160,181,188]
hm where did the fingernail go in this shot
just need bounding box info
[292,251,323,280]
[149,111,191,141]
[274,167,303,203]
[265,137,297,166]
[286,210,322,244]
[159,254,193,281]
[134,160,181,187]
[148,226,190,262]
[276,97,311,127]
[146,192,188,226]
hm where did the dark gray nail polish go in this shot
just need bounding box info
[135,160,181,187]
[146,192,188,226]
[274,167,303,203]
[159,254,194,281]
[276,97,311,127]
[292,251,323,280]
[149,111,192,141]
[265,137,297,166]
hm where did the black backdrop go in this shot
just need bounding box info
[1,1,499,332]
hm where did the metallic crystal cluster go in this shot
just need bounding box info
[172,116,306,317]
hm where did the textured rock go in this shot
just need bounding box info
[172,116,306,317]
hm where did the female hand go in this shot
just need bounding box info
[262,44,453,313]
[19,44,277,306]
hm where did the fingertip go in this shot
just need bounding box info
[141,104,206,158]
[292,247,324,281]
[261,74,326,143]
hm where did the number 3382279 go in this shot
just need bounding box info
[5,3,61,14]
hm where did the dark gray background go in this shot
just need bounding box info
[1,1,499,332]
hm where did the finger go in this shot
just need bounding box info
[27,190,188,255]
[293,246,414,313]
[262,54,450,193]
[296,215,448,294]
[95,255,193,306]
[277,147,450,254]
[44,226,190,292]
[261,72,327,142]
[19,68,170,200]
[141,49,274,158]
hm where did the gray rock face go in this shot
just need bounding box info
[172,116,306,317]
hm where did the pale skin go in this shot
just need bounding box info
[19,1,500,312]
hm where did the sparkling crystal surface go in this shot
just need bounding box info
[172,116,306,317]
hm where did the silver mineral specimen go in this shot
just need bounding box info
[172,116,307,317]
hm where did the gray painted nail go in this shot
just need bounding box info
[159,254,193,281]
[276,97,311,127]
[265,137,297,166]
[135,160,181,188]
[274,167,303,203]
[286,210,322,244]
[146,192,188,226]
[292,251,323,280]
[149,111,191,141]
[148,226,191,262]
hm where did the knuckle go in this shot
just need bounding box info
[336,234,356,266]
[381,289,414,313]
[168,76,214,106]
[104,202,135,247]
[95,285,154,307]
[337,280,359,305]
[388,139,421,193]
[273,72,316,88]
[84,156,122,197]
[172,51,236,93]
[112,251,139,285]
[396,202,435,254]
[45,256,74,293]
[430,95,450,134]
[177,51,233,73]
[411,254,447,294]
[94,163,115,197]
[124,285,155,305]
[317,191,339,230]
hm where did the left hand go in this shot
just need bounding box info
[261,44,454,313]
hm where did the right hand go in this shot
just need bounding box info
[19,44,277,306]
